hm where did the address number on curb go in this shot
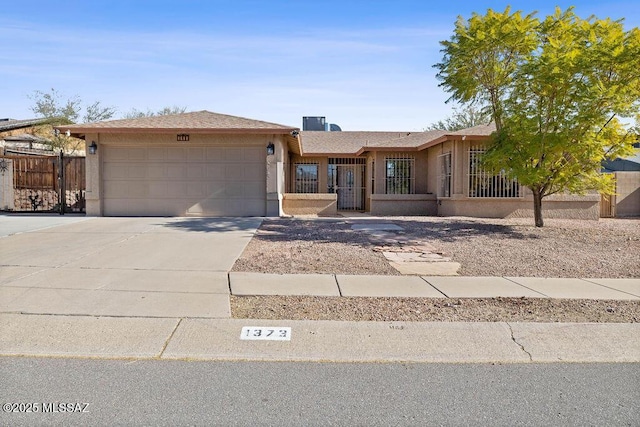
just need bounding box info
[241,327,291,341]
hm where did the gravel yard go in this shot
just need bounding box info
[230,216,639,323]
[232,216,640,278]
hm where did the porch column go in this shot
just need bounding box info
[266,137,285,216]
[84,133,102,216]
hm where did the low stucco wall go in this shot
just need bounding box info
[282,193,337,216]
[438,194,600,220]
[615,172,640,217]
[370,194,438,216]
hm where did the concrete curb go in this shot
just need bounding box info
[1,313,638,363]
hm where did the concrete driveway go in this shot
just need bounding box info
[0,216,262,318]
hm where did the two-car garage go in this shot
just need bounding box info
[63,111,295,217]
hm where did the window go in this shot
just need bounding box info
[468,147,520,198]
[385,155,415,194]
[438,152,452,197]
[293,162,318,193]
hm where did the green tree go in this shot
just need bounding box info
[425,105,491,131]
[435,7,640,226]
[28,89,115,153]
[29,88,115,123]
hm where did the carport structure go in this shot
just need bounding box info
[60,111,297,217]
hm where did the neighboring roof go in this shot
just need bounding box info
[0,118,49,132]
[2,133,49,143]
[602,149,640,172]
[58,110,297,137]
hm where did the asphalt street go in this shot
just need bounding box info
[1,358,638,426]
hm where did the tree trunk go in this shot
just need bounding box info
[532,190,544,227]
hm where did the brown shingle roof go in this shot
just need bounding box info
[59,110,297,136]
[298,124,496,156]
[448,123,496,136]
[300,129,454,155]
[300,131,418,155]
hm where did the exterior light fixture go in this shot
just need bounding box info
[88,141,98,155]
[266,142,275,156]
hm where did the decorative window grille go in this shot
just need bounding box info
[468,147,520,198]
[438,152,452,197]
[385,154,415,194]
[328,158,366,211]
[370,160,375,194]
[292,161,319,193]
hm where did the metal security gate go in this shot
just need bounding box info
[328,158,366,211]
[0,154,85,213]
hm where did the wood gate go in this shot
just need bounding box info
[0,154,86,213]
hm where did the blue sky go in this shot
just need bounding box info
[2,1,639,130]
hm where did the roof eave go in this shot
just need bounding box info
[57,126,297,138]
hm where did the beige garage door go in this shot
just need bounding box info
[102,145,266,216]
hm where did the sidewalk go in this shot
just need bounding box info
[229,273,640,300]
[1,274,638,363]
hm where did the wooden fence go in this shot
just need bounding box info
[1,154,86,213]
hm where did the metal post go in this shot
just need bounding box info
[58,151,65,215]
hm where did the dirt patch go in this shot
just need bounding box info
[231,296,640,323]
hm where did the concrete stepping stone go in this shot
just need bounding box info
[389,261,461,276]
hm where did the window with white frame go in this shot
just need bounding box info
[293,162,319,193]
[468,147,520,198]
[438,152,452,197]
[385,154,415,194]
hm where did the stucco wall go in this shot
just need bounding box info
[438,194,600,220]
[0,158,13,210]
[370,194,437,216]
[282,193,337,216]
[615,172,640,217]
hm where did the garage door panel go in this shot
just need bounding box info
[148,148,168,161]
[206,165,225,180]
[103,145,266,216]
[187,147,206,161]
[148,182,167,198]
[206,147,225,161]
[225,148,243,161]
[167,164,187,179]
[225,164,244,180]
[167,147,186,161]
[188,165,205,179]
[244,182,265,198]
[167,182,188,197]
[187,182,206,198]
[243,147,263,162]
[148,165,166,179]
[244,165,264,181]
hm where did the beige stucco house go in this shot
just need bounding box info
[61,110,601,219]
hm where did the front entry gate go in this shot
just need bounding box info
[0,153,86,213]
[328,158,366,211]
